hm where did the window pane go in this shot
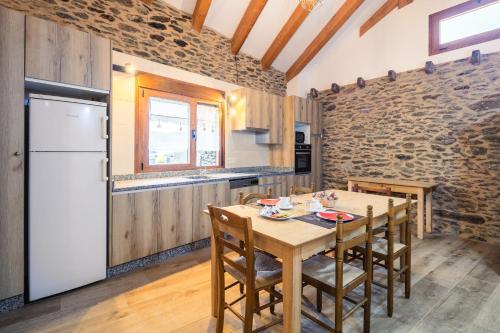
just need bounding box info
[440,2,500,44]
[148,97,190,166]
[196,103,220,167]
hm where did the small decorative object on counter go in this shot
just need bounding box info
[309,88,319,99]
[331,83,340,93]
[313,191,338,208]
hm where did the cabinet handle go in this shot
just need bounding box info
[101,116,109,140]
[14,151,22,156]
[101,158,109,182]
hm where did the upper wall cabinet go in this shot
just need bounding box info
[25,16,111,91]
[229,88,283,143]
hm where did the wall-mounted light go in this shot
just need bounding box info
[125,63,136,74]
[230,108,236,116]
[229,94,237,103]
[112,63,136,74]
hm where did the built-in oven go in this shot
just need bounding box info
[295,144,311,174]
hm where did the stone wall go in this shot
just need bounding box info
[319,52,500,244]
[0,0,286,95]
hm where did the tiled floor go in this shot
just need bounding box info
[0,235,498,333]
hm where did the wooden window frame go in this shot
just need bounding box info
[429,0,500,55]
[135,72,225,173]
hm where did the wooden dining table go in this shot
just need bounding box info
[209,189,408,332]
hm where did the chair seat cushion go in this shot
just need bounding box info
[302,255,365,288]
[358,236,407,255]
[224,250,282,289]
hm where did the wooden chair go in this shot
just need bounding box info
[301,206,374,333]
[289,183,315,195]
[208,205,283,333]
[239,188,273,205]
[353,194,412,317]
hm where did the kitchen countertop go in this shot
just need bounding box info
[112,167,296,193]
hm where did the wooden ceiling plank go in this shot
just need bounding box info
[285,0,364,82]
[192,0,212,32]
[261,3,311,70]
[231,0,268,55]
[359,0,398,36]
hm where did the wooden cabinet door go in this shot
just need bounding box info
[158,186,194,251]
[268,94,283,144]
[111,191,159,266]
[58,24,91,87]
[310,100,322,134]
[294,174,313,189]
[90,34,111,90]
[25,16,60,82]
[230,185,260,205]
[293,96,308,123]
[0,5,25,300]
[246,89,269,130]
[259,176,281,197]
[192,182,229,241]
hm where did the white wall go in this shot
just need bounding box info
[287,0,500,97]
[112,51,270,175]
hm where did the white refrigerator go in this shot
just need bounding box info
[28,94,108,301]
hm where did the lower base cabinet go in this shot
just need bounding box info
[294,174,314,190]
[111,182,229,266]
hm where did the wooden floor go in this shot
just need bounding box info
[0,235,499,333]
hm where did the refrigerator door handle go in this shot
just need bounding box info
[101,116,109,140]
[101,158,109,182]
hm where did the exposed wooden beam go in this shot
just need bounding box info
[286,0,364,82]
[261,3,311,70]
[231,0,268,55]
[192,0,212,32]
[398,0,413,9]
[359,0,413,37]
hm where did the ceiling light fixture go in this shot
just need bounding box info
[300,0,322,11]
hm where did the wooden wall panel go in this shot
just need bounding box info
[0,5,25,300]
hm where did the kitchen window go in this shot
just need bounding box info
[429,0,500,55]
[135,73,224,172]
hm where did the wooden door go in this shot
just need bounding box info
[25,16,60,82]
[0,5,25,300]
[111,191,158,266]
[90,34,111,90]
[192,182,229,241]
[158,186,194,251]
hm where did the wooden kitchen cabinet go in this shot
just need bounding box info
[158,186,194,252]
[259,176,283,197]
[292,96,309,123]
[256,94,283,144]
[192,182,229,241]
[294,174,313,190]
[111,191,158,266]
[0,5,25,301]
[269,97,295,167]
[25,15,111,91]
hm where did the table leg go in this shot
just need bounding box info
[426,191,433,233]
[417,188,424,239]
[211,233,218,318]
[282,247,302,333]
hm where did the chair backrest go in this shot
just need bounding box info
[290,183,315,195]
[239,188,272,205]
[208,205,256,290]
[334,206,373,291]
[352,183,392,196]
[387,194,412,248]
